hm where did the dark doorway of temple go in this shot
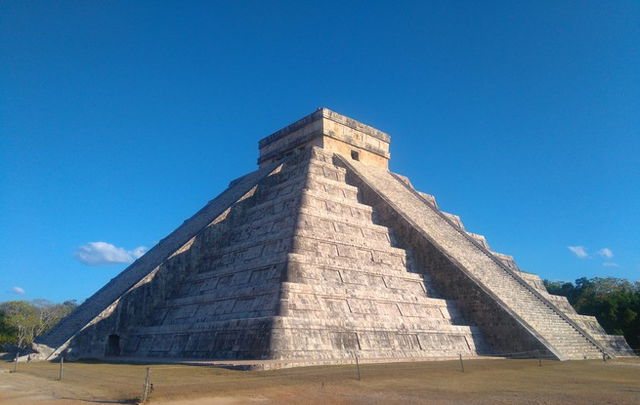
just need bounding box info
[106,334,121,356]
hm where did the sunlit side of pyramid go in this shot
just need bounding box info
[34,108,633,364]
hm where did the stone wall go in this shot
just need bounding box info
[258,108,390,169]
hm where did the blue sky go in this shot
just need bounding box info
[1,1,638,303]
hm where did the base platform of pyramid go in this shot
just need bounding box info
[33,108,633,366]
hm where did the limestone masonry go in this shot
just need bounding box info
[34,108,633,365]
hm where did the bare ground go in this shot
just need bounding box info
[1,357,639,404]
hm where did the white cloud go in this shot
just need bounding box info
[597,248,614,259]
[602,262,619,267]
[12,286,25,295]
[74,242,147,266]
[568,246,589,259]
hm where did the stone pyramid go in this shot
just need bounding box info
[34,108,633,364]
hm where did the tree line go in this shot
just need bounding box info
[0,299,77,351]
[544,277,640,350]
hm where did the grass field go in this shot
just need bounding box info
[1,357,639,404]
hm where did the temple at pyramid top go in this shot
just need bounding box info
[258,108,391,168]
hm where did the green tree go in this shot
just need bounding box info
[544,277,640,349]
[0,301,40,349]
[0,310,18,348]
[0,299,77,350]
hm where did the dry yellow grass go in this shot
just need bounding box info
[1,357,639,404]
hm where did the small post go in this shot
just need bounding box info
[12,352,19,373]
[538,350,542,367]
[141,367,151,403]
[354,355,361,381]
[458,353,465,373]
[58,356,64,381]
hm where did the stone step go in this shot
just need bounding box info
[306,171,360,198]
[196,252,290,279]
[308,148,335,165]
[201,212,296,251]
[128,314,480,338]
[160,307,278,326]
[161,284,281,309]
[287,253,425,281]
[253,174,307,201]
[240,188,302,219]
[491,252,520,271]
[275,316,481,335]
[185,255,289,282]
[128,315,277,336]
[287,252,410,274]
[291,241,407,271]
[294,222,394,252]
[308,160,348,183]
[308,159,347,174]
[284,306,460,325]
[293,230,405,258]
[465,232,490,250]
[551,341,598,348]
[297,207,391,233]
[441,212,464,229]
[256,160,309,185]
[417,191,438,208]
[290,264,433,296]
[258,161,359,204]
[301,188,374,214]
[282,281,450,307]
[193,230,293,270]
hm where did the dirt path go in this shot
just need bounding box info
[1,358,639,404]
[0,369,121,404]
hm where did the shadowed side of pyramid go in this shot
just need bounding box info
[33,161,282,360]
[33,108,633,364]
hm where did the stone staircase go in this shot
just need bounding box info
[271,148,487,360]
[410,193,633,357]
[337,155,608,360]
